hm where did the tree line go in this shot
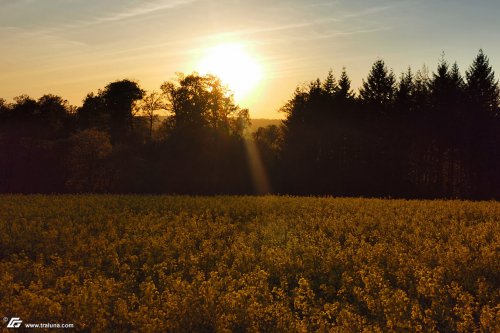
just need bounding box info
[0,50,499,198]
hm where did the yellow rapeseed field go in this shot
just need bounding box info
[0,196,499,332]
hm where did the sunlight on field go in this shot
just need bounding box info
[244,137,271,194]
[0,196,499,331]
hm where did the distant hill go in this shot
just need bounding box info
[154,117,282,133]
[248,119,283,133]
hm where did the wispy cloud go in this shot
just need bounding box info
[296,26,392,41]
[70,0,200,28]
[98,0,198,23]
[0,25,86,49]
[206,21,390,47]
[204,17,343,42]
[0,0,203,49]
[202,1,397,44]
[342,4,396,19]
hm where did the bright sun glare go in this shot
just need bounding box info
[198,43,262,102]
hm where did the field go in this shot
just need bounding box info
[0,196,499,332]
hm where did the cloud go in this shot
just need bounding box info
[205,20,390,47]
[79,0,200,26]
[204,17,342,42]
[200,1,398,44]
[0,25,85,49]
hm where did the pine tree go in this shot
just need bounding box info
[336,68,355,101]
[465,50,500,198]
[359,59,396,111]
[430,58,464,119]
[466,49,500,117]
[323,70,337,96]
[395,67,414,114]
[430,57,450,111]
[427,58,465,196]
[413,65,431,114]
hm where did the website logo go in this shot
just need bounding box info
[6,317,23,328]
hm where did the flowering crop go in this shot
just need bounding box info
[0,196,498,332]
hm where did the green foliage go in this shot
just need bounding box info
[0,196,498,332]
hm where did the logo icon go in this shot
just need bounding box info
[6,317,22,328]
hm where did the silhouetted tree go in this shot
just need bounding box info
[430,59,464,119]
[395,67,414,114]
[159,73,251,194]
[37,94,71,137]
[406,66,432,195]
[281,70,362,194]
[77,92,108,130]
[466,50,500,117]
[1,93,70,139]
[359,59,396,113]
[76,80,144,142]
[102,80,144,141]
[280,82,323,193]
[336,68,355,102]
[138,91,167,140]
[0,98,9,117]
[161,73,249,135]
[65,129,113,192]
[357,60,398,194]
[11,95,38,120]
[425,59,466,196]
[0,94,70,192]
[465,50,500,198]
[413,65,432,114]
[323,70,338,96]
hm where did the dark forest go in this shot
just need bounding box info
[1,50,498,199]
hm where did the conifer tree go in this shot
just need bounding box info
[465,50,500,198]
[395,67,414,114]
[413,65,431,114]
[336,68,355,101]
[323,70,337,96]
[466,49,500,117]
[430,58,464,120]
[359,59,396,111]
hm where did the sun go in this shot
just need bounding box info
[197,43,262,102]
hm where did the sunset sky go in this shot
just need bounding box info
[1,0,499,118]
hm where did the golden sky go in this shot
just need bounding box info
[1,0,499,118]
